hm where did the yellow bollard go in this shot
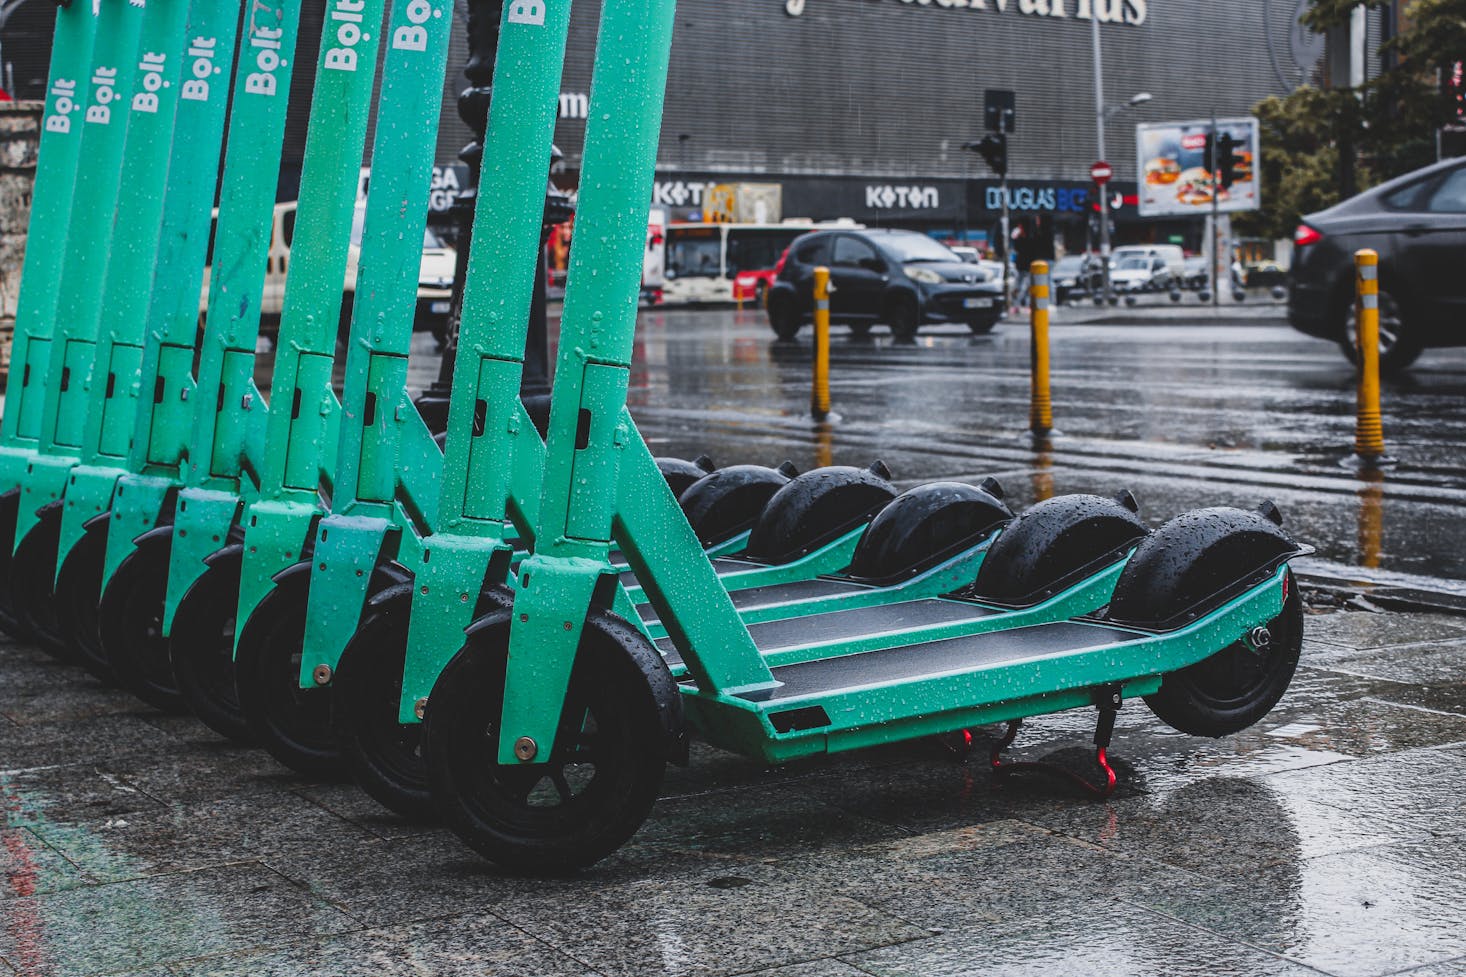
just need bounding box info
[1354,249,1386,460]
[1029,260,1053,437]
[812,266,832,421]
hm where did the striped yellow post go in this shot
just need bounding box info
[812,266,832,421]
[1029,260,1053,436]
[1354,249,1385,460]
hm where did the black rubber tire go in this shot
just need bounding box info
[966,317,998,336]
[332,585,513,822]
[233,563,343,779]
[98,527,187,712]
[424,608,680,873]
[768,298,800,341]
[1339,285,1423,374]
[11,502,69,660]
[887,296,919,342]
[54,513,111,681]
[847,322,873,339]
[170,548,254,745]
[1145,570,1303,738]
[0,490,28,639]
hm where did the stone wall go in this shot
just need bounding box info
[0,100,43,376]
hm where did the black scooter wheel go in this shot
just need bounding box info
[170,546,252,744]
[1109,504,1305,738]
[0,489,30,639]
[332,584,513,821]
[11,502,69,660]
[233,562,341,779]
[99,527,187,711]
[54,513,111,681]
[679,462,799,547]
[744,462,897,565]
[234,561,412,779]
[971,492,1148,607]
[423,607,682,873]
[655,455,716,499]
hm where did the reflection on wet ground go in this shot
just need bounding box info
[4,603,1466,975]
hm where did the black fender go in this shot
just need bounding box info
[679,461,800,546]
[743,462,897,565]
[972,491,1147,608]
[1107,502,1306,631]
[845,478,1012,584]
[656,454,717,499]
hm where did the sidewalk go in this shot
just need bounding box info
[3,597,1465,976]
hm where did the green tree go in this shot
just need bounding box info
[1237,0,1465,240]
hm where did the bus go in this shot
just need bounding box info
[652,219,861,305]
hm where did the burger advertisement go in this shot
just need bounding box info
[1136,117,1260,218]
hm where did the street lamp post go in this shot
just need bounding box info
[1090,12,1150,306]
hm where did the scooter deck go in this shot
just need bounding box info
[618,524,862,601]
[678,566,1289,764]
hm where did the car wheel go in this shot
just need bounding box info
[755,281,767,307]
[1341,286,1422,373]
[847,322,873,339]
[966,317,998,336]
[887,296,918,342]
[767,296,800,341]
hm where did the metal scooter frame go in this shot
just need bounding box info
[25,0,241,652]
[455,0,1304,788]
[0,0,99,632]
[2,0,151,562]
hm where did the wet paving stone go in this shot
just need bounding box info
[0,827,90,902]
[105,740,315,807]
[28,790,379,882]
[491,856,929,977]
[166,911,594,977]
[0,863,360,977]
[2,764,169,830]
[1132,845,1466,977]
[1303,612,1466,652]
[844,898,1324,977]
[290,783,437,842]
[0,712,179,771]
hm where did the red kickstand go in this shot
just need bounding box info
[990,699,1120,799]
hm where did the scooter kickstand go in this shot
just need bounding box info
[990,688,1121,799]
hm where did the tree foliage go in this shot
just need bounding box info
[1237,0,1466,240]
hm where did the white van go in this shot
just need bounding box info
[199,201,457,345]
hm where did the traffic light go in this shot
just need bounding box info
[964,133,1008,177]
[1216,132,1243,189]
[1200,132,1215,176]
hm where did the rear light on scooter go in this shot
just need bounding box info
[1294,223,1322,248]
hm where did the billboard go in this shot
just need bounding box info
[1136,118,1260,217]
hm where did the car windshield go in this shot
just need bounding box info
[878,232,959,263]
[1053,257,1086,274]
[1117,256,1150,270]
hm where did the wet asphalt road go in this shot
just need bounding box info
[392,304,1466,585]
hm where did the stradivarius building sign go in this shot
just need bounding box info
[784,0,1149,25]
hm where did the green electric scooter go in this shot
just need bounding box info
[418,0,1310,872]
[10,0,239,675]
[0,0,145,642]
[95,0,315,706]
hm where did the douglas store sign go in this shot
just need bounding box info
[972,180,1135,216]
[784,0,1150,26]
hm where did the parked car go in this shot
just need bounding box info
[1111,244,1186,282]
[1109,254,1173,293]
[1181,255,1210,291]
[766,229,1005,340]
[199,201,458,347]
[1291,156,1466,372]
[1245,260,1286,289]
[1051,253,1103,304]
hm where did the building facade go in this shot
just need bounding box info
[1,0,1343,252]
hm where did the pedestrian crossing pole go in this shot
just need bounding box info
[1354,249,1385,462]
[1029,260,1053,437]
[812,266,832,421]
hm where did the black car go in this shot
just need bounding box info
[766,228,1005,341]
[1289,156,1466,372]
